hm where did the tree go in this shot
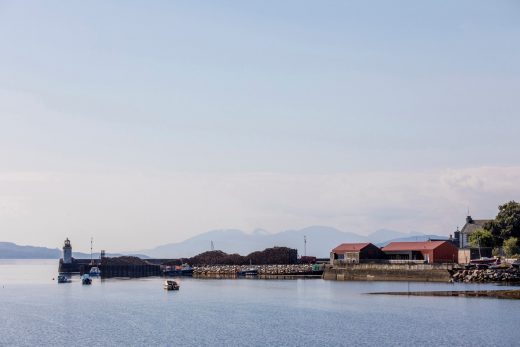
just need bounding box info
[484,200,520,246]
[503,237,520,258]
[468,229,494,248]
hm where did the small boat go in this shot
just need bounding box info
[237,268,259,276]
[89,267,101,276]
[81,274,92,285]
[162,264,193,277]
[164,280,180,290]
[57,274,71,283]
[470,257,500,265]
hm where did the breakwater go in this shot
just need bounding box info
[193,264,322,278]
[451,268,520,283]
[323,263,454,282]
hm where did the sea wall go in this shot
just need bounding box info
[451,268,520,283]
[193,264,321,278]
[323,263,453,282]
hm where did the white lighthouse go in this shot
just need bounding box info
[63,238,72,264]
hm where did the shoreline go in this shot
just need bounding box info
[368,289,520,300]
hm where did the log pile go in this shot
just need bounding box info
[188,247,298,266]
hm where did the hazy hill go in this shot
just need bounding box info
[0,242,147,259]
[0,242,61,259]
[138,226,446,258]
[1,227,448,259]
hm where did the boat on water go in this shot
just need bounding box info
[57,274,71,283]
[162,264,193,277]
[89,267,101,276]
[164,280,180,290]
[237,268,259,276]
[81,274,92,285]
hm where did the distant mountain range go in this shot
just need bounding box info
[134,226,448,258]
[1,226,448,259]
[0,242,61,259]
[0,242,148,259]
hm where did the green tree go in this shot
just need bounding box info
[484,200,520,246]
[503,237,520,257]
[468,229,494,248]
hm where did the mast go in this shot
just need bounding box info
[304,235,307,257]
[90,237,93,264]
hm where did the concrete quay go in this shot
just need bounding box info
[193,264,321,278]
[323,263,454,282]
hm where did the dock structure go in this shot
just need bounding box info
[323,262,454,282]
[59,257,161,278]
[98,264,161,278]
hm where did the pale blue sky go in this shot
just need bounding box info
[1,1,519,251]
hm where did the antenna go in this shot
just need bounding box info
[210,240,214,251]
[304,235,307,257]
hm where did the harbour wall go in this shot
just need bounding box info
[193,264,323,279]
[98,264,161,278]
[323,263,454,282]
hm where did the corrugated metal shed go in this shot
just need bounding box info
[382,241,447,252]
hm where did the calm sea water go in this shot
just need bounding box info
[1,260,519,347]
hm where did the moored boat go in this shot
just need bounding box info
[164,280,180,290]
[89,267,101,276]
[237,268,259,276]
[57,274,71,283]
[162,264,193,277]
[81,274,92,285]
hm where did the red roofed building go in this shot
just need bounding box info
[382,241,458,263]
[330,243,386,265]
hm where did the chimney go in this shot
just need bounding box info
[466,215,473,224]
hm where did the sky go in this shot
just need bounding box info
[1,1,520,252]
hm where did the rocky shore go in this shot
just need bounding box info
[451,268,520,283]
[193,264,320,277]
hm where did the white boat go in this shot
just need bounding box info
[89,267,101,276]
[164,280,180,290]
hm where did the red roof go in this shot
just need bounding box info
[332,243,372,253]
[382,241,449,252]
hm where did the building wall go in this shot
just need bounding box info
[360,244,387,260]
[432,242,458,263]
[63,246,72,264]
[418,250,434,263]
[458,248,493,264]
[458,249,471,264]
